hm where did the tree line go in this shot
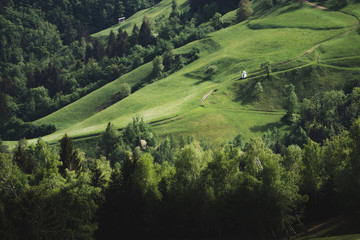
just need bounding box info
[1,110,360,239]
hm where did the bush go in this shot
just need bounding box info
[0,117,56,140]
[205,65,217,76]
[118,83,131,99]
[237,0,254,22]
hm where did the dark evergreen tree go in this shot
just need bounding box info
[139,16,154,47]
[98,122,121,160]
[93,39,105,61]
[129,24,140,47]
[59,134,82,176]
[13,139,37,174]
[0,74,16,96]
[0,92,11,127]
[106,30,117,57]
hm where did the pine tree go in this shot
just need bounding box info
[13,139,37,174]
[106,30,116,57]
[59,134,82,176]
[139,16,154,47]
[129,24,140,47]
[0,92,11,127]
[99,122,120,158]
[170,0,180,19]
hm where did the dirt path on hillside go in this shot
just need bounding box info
[200,89,215,103]
[201,2,358,103]
[304,1,328,10]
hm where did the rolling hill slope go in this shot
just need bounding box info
[8,0,360,146]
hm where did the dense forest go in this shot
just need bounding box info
[1,0,360,239]
[1,108,360,239]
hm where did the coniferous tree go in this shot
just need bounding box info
[93,39,105,61]
[59,134,82,176]
[0,92,11,127]
[129,24,140,47]
[106,30,117,57]
[13,139,37,174]
[118,30,130,56]
[139,16,154,47]
[98,122,120,159]
[170,0,180,19]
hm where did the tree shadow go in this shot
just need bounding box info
[250,121,287,133]
[278,4,302,15]
[193,76,214,85]
[233,78,260,104]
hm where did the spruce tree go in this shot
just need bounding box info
[59,134,82,175]
[129,24,140,47]
[139,16,154,47]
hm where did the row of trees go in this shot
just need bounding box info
[1,114,360,239]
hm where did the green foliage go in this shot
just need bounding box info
[89,156,112,189]
[283,84,298,121]
[139,16,154,47]
[237,0,254,22]
[261,60,272,76]
[118,83,132,99]
[59,134,83,176]
[210,12,223,30]
[122,115,158,149]
[132,153,161,201]
[254,81,264,98]
[152,55,164,78]
[98,122,121,160]
[205,65,217,76]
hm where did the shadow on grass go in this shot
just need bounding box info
[233,75,268,104]
[278,4,302,15]
[250,121,286,133]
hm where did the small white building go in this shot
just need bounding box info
[241,70,247,79]
[118,17,126,24]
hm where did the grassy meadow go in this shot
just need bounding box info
[6,0,360,147]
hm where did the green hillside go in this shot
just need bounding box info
[6,0,360,147]
[2,1,360,239]
[92,0,189,37]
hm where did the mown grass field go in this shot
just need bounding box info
[7,0,360,147]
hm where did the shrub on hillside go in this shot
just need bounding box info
[0,117,56,140]
[237,0,254,22]
[118,83,131,99]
